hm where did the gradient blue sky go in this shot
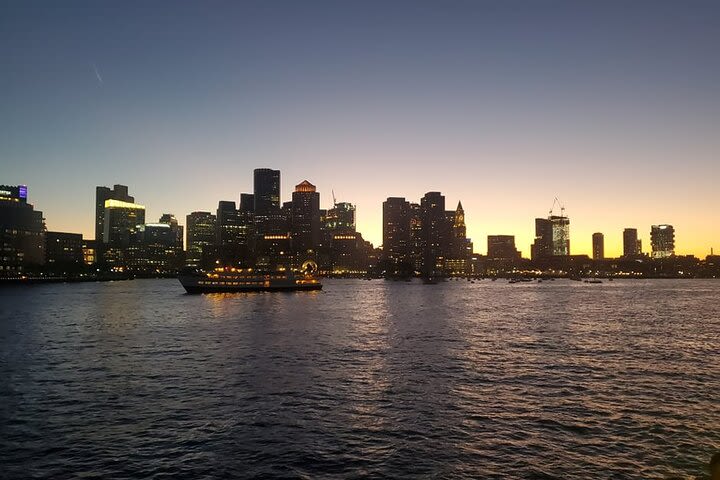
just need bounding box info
[2,1,719,256]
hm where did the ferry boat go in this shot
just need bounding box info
[179,267,322,294]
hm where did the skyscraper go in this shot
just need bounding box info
[382,197,411,266]
[531,215,570,260]
[102,198,145,267]
[253,169,280,212]
[186,211,216,268]
[420,191,446,275]
[446,201,470,274]
[216,201,255,267]
[291,180,320,263]
[95,185,133,242]
[592,232,604,260]
[651,224,675,258]
[325,202,355,232]
[0,185,45,273]
[623,228,641,257]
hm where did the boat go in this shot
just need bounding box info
[584,279,603,284]
[179,267,322,293]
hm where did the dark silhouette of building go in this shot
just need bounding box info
[186,211,216,268]
[216,200,254,267]
[382,197,411,268]
[420,191,446,276]
[291,180,320,265]
[651,224,675,258]
[0,185,45,274]
[253,168,281,234]
[239,193,255,213]
[623,228,641,257]
[45,232,84,273]
[592,232,604,260]
[487,235,521,260]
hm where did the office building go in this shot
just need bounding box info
[186,211,216,268]
[325,202,355,232]
[291,180,321,263]
[216,201,255,267]
[253,168,281,233]
[592,232,604,260]
[487,235,521,260]
[420,191,447,275]
[651,224,675,258]
[95,185,134,243]
[532,215,570,260]
[382,197,411,266]
[0,185,45,274]
[623,228,642,257]
[45,232,84,272]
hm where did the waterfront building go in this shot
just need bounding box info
[531,215,570,260]
[421,191,447,276]
[127,222,182,274]
[216,201,255,267]
[45,232,84,272]
[82,239,97,266]
[325,202,355,232]
[186,211,216,268]
[95,185,134,243]
[446,201,470,274]
[291,180,321,266]
[382,197,411,267]
[487,235,521,260]
[623,228,641,257]
[159,214,184,250]
[651,224,675,258]
[408,203,424,273]
[102,198,145,268]
[0,185,45,274]
[592,232,605,260]
[253,168,281,234]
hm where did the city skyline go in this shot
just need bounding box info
[2,178,713,260]
[3,1,719,257]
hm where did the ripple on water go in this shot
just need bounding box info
[0,278,719,478]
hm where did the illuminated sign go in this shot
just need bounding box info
[0,190,11,196]
[18,185,27,199]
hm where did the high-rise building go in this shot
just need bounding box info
[531,215,570,260]
[159,214,184,250]
[102,198,145,267]
[95,185,133,242]
[186,211,216,268]
[487,235,520,260]
[446,201,470,274]
[0,185,45,274]
[253,168,281,234]
[325,202,355,232]
[421,191,446,275]
[291,180,320,263]
[239,193,255,213]
[651,224,675,258]
[623,228,639,257]
[216,201,255,267]
[592,232,604,260]
[382,197,411,266]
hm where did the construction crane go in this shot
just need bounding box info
[549,197,566,218]
[331,189,337,207]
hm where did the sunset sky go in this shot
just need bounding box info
[2,1,719,257]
